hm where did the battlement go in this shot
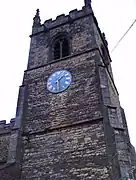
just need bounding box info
[32,6,92,35]
[0,119,15,135]
[44,6,92,29]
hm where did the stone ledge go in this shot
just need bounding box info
[23,115,104,136]
[25,47,99,72]
[0,162,15,170]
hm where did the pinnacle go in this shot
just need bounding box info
[33,8,41,27]
[36,9,40,17]
[84,0,91,7]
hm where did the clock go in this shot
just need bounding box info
[47,70,72,93]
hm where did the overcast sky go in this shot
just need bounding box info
[0,0,135,148]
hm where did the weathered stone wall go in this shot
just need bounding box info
[0,134,10,163]
[0,119,15,164]
[21,121,110,180]
[21,10,109,178]
[27,13,96,69]
[21,6,119,179]
[99,64,123,128]
[98,55,135,178]
[24,52,102,133]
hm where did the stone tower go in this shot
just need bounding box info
[0,1,135,179]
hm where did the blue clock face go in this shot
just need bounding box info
[47,70,72,93]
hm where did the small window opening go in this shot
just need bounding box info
[101,45,106,58]
[101,44,109,66]
[54,41,61,60]
[53,36,69,60]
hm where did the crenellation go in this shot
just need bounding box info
[0,119,15,134]
[44,18,53,28]
[44,15,69,29]
[52,15,69,27]
[4,124,10,130]
[32,6,93,36]
[56,14,65,20]
[44,18,52,25]
[0,120,6,129]
[10,118,15,128]
[69,9,78,18]
[42,7,92,30]
[72,9,84,19]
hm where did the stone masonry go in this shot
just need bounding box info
[0,1,135,179]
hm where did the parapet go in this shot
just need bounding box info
[0,119,15,135]
[44,6,92,29]
[32,6,92,35]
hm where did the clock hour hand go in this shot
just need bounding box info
[55,79,60,91]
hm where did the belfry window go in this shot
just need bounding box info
[53,36,70,60]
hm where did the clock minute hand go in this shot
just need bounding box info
[58,74,64,81]
[55,74,64,90]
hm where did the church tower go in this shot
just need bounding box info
[0,1,135,179]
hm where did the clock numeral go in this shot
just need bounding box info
[66,77,70,80]
[52,87,56,91]
[65,81,69,85]
[48,84,52,89]
[48,82,52,85]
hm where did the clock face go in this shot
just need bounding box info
[47,70,72,93]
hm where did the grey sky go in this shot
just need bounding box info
[0,0,135,148]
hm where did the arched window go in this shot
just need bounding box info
[53,35,70,60]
